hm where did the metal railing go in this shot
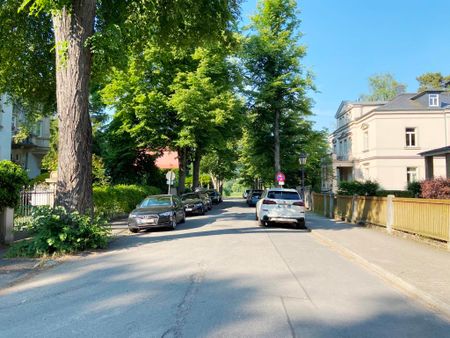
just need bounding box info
[14,187,55,230]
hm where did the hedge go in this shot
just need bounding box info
[0,160,29,209]
[93,184,161,219]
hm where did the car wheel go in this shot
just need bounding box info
[129,228,139,233]
[296,219,306,229]
[171,218,177,230]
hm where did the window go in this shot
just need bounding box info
[429,94,439,107]
[405,128,416,147]
[406,167,418,184]
[363,131,369,151]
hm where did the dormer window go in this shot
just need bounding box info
[429,94,439,107]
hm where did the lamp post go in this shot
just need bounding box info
[299,153,307,200]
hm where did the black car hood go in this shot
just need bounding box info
[131,206,172,215]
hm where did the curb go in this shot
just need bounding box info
[310,229,450,322]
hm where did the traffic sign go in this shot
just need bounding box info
[276,172,285,182]
[166,171,176,181]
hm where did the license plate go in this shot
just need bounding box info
[186,208,193,212]
[142,218,155,224]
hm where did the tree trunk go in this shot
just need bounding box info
[53,1,96,214]
[177,147,187,195]
[274,109,281,177]
[192,150,201,189]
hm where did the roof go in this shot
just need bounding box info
[418,146,450,157]
[373,93,423,111]
[335,100,386,118]
[374,91,450,111]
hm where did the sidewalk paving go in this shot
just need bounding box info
[0,219,129,290]
[307,212,450,319]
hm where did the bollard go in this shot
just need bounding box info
[0,207,14,244]
[386,195,394,234]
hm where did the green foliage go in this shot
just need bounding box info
[407,181,421,197]
[359,73,406,101]
[338,180,380,196]
[0,160,29,209]
[93,184,161,219]
[7,206,110,258]
[29,172,50,186]
[240,0,323,187]
[376,190,414,198]
[417,72,450,92]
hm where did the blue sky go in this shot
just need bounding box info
[240,0,450,130]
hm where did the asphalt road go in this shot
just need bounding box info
[1,199,449,337]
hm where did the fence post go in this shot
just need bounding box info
[329,193,334,219]
[0,207,14,244]
[323,194,327,217]
[386,194,394,234]
[351,194,357,223]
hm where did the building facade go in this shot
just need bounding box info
[323,90,450,192]
[0,94,50,178]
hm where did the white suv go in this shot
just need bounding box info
[255,188,306,228]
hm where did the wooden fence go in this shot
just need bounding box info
[312,192,450,246]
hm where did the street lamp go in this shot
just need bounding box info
[299,153,308,200]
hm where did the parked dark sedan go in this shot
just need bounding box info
[206,189,222,204]
[181,193,206,215]
[247,190,263,207]
[128,195,185,233]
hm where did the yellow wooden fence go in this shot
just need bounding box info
[393,198,450,242]
[312,193,449,243]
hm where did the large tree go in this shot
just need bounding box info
[417,72,450,92]
[1,0,240,213]
[242,0,314,184]
[359,73,406,101]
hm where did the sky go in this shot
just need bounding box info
[240,0,450,131]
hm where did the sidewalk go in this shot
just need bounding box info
[0,219,129,290]
[307,212,450,319]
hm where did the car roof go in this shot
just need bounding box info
[265,188,299,193]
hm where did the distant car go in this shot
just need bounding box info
[128,194,185,233]
[255,188,305,228]
[181,192,206,215]
[206,189,222,204]
[247,190,263,207]
[243,189,251,199]
[197,191,213,210]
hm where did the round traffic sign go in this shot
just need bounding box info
[276,172,285,182]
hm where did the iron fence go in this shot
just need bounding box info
[14,187,55,231]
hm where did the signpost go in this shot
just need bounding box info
[276,172,285,187]
[166,171,176,194]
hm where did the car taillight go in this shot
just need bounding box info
[293,201,304,206]
[263,199,277,204]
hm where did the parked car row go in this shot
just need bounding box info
[128,189,222,233]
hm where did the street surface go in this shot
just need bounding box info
[1,199,449,337]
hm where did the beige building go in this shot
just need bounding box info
[322,90,450,192]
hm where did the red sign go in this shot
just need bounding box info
[276,172,285,182]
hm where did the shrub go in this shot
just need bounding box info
[338,180,380,196]
[29,172,50,186]
[376,190,414,198]
[420,178,450,199]
[93,184,161,219]
[7,206,110,257]
[407,181,422,197]
[0,160,29,209]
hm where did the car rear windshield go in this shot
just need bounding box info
[139,197,171,207]
[267,191,300,200]
[252,193,262,197]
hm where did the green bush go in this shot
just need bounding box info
[7,206,110,257]
[338,180,380,196]
[0,160,29,209]
[407,181,422,197]
[376,190,414,198]
[29,172,50,186]
[93,184,161,219]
